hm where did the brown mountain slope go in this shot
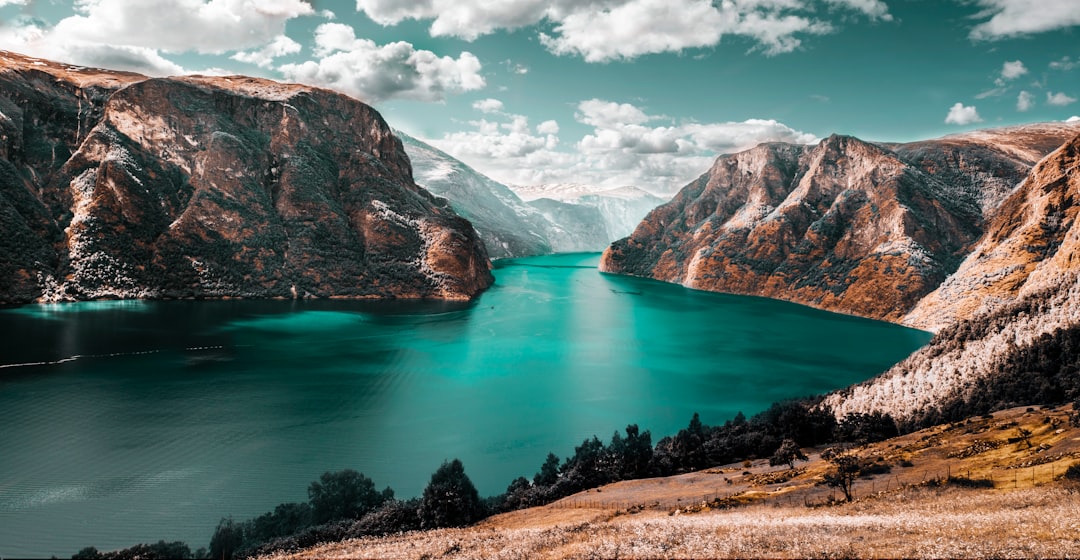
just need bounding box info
[600,136,981,322]
[887,122,1078,218]
[0,51,492,303]
[905,131,1080,330]
[826,133,1080,424]
[600,124,1078,323]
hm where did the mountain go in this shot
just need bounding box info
[398,132,555,259]
[600,136,979,322]
[902,126,1080,331]
[825,132,1080,426]
[0,51,492,304]
[525,197,609,253]
[399,136,665,256]
[513,183,668,247]
[600,124,1080,323]
[886,122,1079,219]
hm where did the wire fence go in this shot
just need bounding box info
[546,461,1072,511]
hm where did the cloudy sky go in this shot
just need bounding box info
[1,1,1078,192]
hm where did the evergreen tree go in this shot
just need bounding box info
[209,517,244,560]
[419,459,484,528]
[533,452,560,486]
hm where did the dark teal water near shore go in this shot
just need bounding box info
[0,253,930,557]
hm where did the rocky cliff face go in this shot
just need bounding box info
[903,128,1080,331]
[601,136,980,322]
[825,133,1080,424]
[0,51,492,304]
[600,124,1079,323]
[886,123,1076,218]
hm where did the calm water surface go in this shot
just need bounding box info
[0,253,931,556]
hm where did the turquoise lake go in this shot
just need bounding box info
[0,253,931,557]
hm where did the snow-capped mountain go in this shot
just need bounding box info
[511,183,669,243]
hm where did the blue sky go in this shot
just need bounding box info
[1,1,1078,192]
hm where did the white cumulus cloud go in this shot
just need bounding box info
[437,112,560,163]
[682,119,819,153]
[541,0,839,60]
[354,0,554,40]
[575,99,652,128]
[354,0,892,62]
[472,98,505,114]
[1047,91,1078,106]
[825,0,893,21]
[0,17,186,76]
[279,23,484,103]
[53,0,314,54]
[429,98,817,191]
[0,0,318,76]
[1000,60,1028,80]
[1067,116,1080,122]
[1017,90,1034,112]
[969,0,1080,40]
[542,0,723,62]
[536,120,560,135]
[231,35,302,68]
[945,102,982,125]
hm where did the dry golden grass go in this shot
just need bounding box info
[260,405,1080,559]
[262,485,1080,559]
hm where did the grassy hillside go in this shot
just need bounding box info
[257,404,1080,559]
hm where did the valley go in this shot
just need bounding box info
[0,254,927,558]
[3,46,1080,560]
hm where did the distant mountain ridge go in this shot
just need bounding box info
[398,132,557,259]
[0,50,492,303]
[512,183,668,244]
[600,122,1080,323]
[399,134,667,257]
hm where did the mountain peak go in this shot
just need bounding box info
[601,125,1078,323]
